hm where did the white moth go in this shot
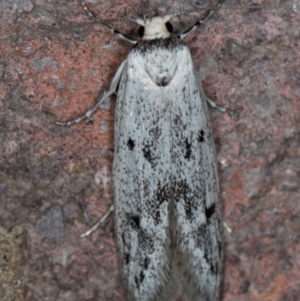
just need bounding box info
[58,1,226,300]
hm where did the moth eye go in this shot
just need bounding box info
[138,26,145,37]
[165,22,173,33]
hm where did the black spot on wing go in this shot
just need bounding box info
[139,270,145,282]
[184,138,192,159]
[134,276,140,289]
[134,270,145,289]
[127,138,135,150]
[143,257,150,270]
[218,240,222,256]
[124,253,130,265]
[205,204,215,221]
[129,214,141,230]
[198,129,205,143]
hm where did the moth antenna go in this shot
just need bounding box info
[80,0,137,44]
[186,3,279,14]
[179,0,226,39]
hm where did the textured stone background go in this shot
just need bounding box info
[0,0,299,300]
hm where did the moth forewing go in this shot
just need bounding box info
[113,17,223,301]
[58,2,226,301]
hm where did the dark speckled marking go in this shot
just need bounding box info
[121,232,126,245]
[148,182,168,225]
[135,276,140,289]
[218,241,222,256]
[139,270,145,283]
[205,204,215,220]
[204,249,216,274]
[142,143,152,162]
[175,180,197,220]
[127,138,135,150]
[149,126,162,140]
[195,224,216,274]
[130,214,141,230]
[198,129,205,142]
[124,253,130,265]
[138,232,154,253]
[184,138,192,159]
[143,257,150,270]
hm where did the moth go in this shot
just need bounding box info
[57,1,226,300]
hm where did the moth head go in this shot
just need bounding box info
[136,15,174,40]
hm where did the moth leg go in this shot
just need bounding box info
[56,59,127,126]
[206,96,227,113]
[81,204,114,238]
[207,96,243,121]
[81,1,137,44]
[179,0,226,39]
[223,221,232,234]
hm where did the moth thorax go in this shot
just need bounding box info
[142,17,171,40]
